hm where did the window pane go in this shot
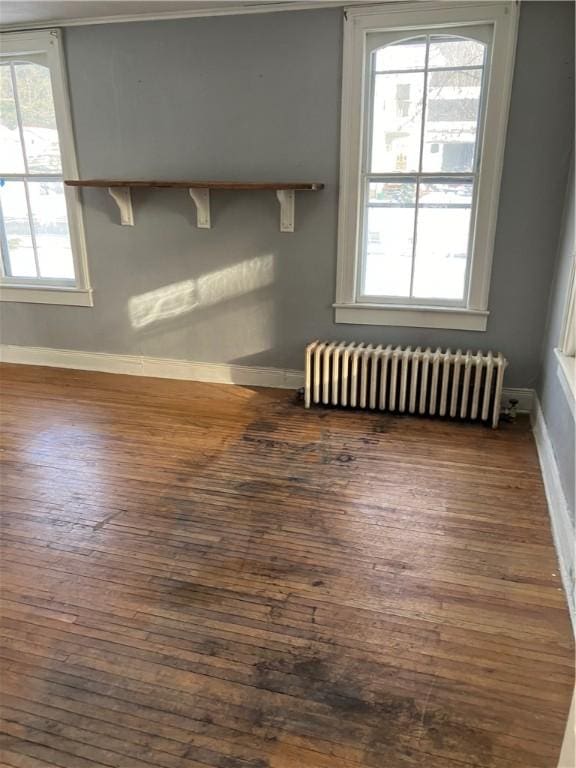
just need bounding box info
[0,65,25,173]
[412,181,472,300]
[422,69,482,172]
[0,180,36,277]
[371,72,424,172]
[28,181,74,279]
[374,37,427,72]
[14,62,62,173]
[428,36,485,69]
[363,181,416,297]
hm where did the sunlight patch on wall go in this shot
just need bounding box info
[136,293,276,361]
[182,295,276,360]
[128,254,275,330]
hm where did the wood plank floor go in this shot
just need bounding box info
[0,363,573,768]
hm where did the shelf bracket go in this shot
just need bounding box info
[189,188,211,228]
[276,189,295,232]
[108,187,134,226]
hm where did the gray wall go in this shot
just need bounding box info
[0,2,574,386]
[538,161,575,524]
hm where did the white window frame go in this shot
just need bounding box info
[0,29,92,307]
[335,1,519,331]
[555,253,576,410]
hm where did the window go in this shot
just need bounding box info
[0,30,91,306]
[559,257,576,358]
[555,253,576,407]
[336,2,519,330]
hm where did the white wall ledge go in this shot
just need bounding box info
[334,303,489,331]
[0,285,94,307]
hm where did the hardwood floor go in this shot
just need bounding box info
[0,363,573,768]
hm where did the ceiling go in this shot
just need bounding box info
[0,0,353,29]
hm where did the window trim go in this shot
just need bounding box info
[335,1,519,331]
[0,29,92,307]
[559,254,576,357]
[555,253,576,411]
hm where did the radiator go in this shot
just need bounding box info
[304,342,508,428]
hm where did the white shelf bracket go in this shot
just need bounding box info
[276,189,295,232]
[189,188,211,228]
[108,187,134,226]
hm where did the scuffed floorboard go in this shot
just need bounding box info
[0,363,573,768]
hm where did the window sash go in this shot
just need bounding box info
[0,177,75,285]
[359,175,477,307]
[0,173,70,283]
[0,54,71,282]
[356,26,490,307]
[1,58,63,174]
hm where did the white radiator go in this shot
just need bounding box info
[304,342,508,428]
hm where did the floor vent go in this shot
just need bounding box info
[305,342,508,428]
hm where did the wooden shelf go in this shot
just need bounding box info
[65,179,323,231]
[65,180,324,190]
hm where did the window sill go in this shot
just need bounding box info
[334,303,488,331]
[0,285,94,307]
[554,348,576,416]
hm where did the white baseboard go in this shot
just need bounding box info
[0,344,305,390]
[531,394,575,631]
[0,344,534,410]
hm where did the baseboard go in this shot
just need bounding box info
[531,394,575,631]
[0,343,535,412]
[0,344,305,390]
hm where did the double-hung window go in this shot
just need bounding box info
[0,30,91,305]
[336,2,519,330]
